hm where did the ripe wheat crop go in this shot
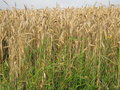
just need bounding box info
[0,6,120,89]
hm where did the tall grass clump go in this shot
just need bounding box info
[0,6,120,89]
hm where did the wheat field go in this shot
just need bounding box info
[0,6,120,89]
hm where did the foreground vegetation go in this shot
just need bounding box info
[0,6,120,89]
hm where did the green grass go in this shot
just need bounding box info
[0,38,120,90]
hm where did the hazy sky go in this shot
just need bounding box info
[0,0,120,9]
